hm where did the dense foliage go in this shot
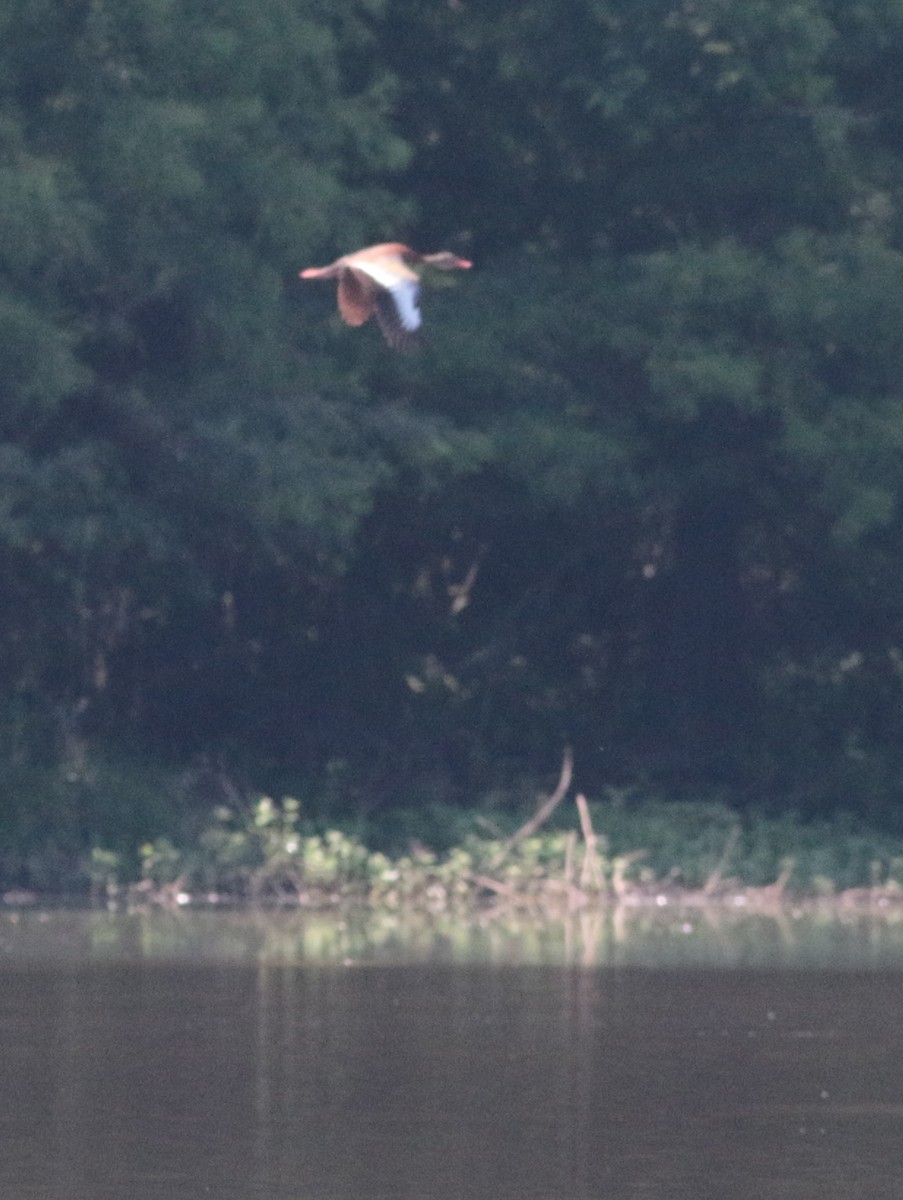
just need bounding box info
[4,0,903,877]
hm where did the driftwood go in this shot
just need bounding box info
[465,871,516,897]
[703,825,741,896]
[489,746,574,871]
[611,849,648,898]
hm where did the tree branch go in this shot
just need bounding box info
[489,746,574,870]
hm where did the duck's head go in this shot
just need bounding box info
[419,251,473,270]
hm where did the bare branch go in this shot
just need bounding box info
[576,792,606,893]
[489,747,573,870]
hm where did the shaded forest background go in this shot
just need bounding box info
[4,0,903,874]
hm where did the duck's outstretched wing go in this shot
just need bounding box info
[337,269,376,327]
[347,258,422,348]
[374,278,421,348]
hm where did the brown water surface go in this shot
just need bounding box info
[1,908,901,1200]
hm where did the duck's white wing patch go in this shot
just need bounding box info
[373,285,420,348]
[385,278,422,332]
[351,260,422,332]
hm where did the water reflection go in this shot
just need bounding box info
[3,901,903,968]
[1,909,902,1200]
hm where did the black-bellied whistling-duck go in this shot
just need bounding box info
[299,242,472,348]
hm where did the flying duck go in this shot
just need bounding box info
[299,242,472,347]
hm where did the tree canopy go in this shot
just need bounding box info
[3,0,903,871]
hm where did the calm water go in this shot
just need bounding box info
[2,907,903,1200]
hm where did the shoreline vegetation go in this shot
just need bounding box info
[8,752,903,915]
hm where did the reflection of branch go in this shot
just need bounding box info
[490,747,574,871]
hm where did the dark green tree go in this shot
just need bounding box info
[0,0,421,853]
